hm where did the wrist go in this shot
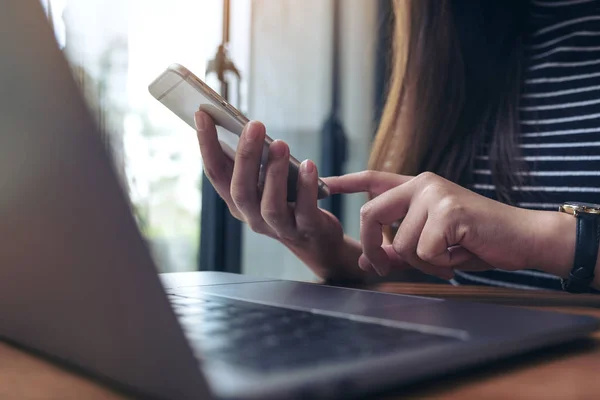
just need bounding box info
[529,211,574,277]
[285,235,368,283]
[530,210,600,290]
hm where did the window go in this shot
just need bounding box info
[45,0,250,272]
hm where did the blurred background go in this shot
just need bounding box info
[40,0,392,282]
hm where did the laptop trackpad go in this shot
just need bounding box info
[171,280,440,315]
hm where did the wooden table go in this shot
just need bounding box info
[2,283,600,399]
[375,283,600,399]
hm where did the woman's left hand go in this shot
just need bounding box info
[324,171,571,280]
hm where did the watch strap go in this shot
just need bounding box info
[562,213,600,293]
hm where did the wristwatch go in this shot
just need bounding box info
[559,202,600,293]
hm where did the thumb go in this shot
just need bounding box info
[323,171,412,197]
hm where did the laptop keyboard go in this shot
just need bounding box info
[168,294,459,372]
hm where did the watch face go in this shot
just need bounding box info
[561,202,600,215]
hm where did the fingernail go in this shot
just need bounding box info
[374,264,390,277]
[359,262,373,272]
[437,269,454,280]
[245,121,261,141]
[380,264,390,276]
[302,160,315,174]
[271,140,288,159]
[194,111,206,131]
[376,258,391,277]
[358,256,371,271]
[369,261,385,276]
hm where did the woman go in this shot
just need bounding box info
[195,0,600,292]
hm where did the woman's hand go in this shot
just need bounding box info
[325,171,576,281]
[194,110,365,280]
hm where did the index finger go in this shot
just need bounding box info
[360,180,416,271]
[195,110,227,161]
[323,171,412,197]
[195,110,234,197]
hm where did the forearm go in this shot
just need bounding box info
[530,210,600,289]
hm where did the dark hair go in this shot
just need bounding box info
[369,0,529,204]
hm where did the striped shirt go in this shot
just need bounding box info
[457,0,600,291]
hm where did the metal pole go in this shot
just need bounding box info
[331,0,340,117]
[320,0,347,222]
[199,0,242,273]
[222,0,230,45]
[220,0,229,100]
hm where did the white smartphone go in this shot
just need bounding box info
[148,63,330,201]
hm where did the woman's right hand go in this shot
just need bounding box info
[194,110,362,280]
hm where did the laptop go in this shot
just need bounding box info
[0,1,598,399]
